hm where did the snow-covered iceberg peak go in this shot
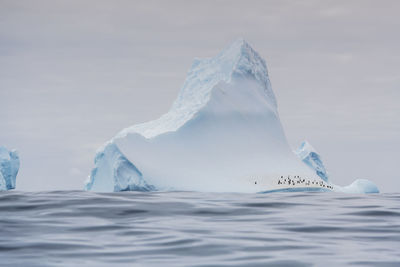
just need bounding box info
[175,38,277,112]
[117,39,277,139]
[295,141,329,182]
[86,39,319,192]
[0,146,20,191]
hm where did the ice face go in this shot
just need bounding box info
[295,141,329,182]
[85,142,154,192]
[0,146,20,191]
[85,39,319,192]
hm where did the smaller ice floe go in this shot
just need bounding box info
[0,146,20,191]
[336,179,379,194]
[295,141,329,182]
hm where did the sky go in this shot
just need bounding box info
[1,0,399,192]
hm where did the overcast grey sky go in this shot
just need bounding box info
[1,0,399,192]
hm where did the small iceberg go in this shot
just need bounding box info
[0,146,20,191]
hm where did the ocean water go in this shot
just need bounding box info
[0,191,399,266]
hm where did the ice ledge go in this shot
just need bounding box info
[335,179,379,194]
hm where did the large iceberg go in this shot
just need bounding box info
[85,39,378,194]
[0,146,19,191]
[86,39,323,192]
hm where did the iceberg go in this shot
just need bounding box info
[85,39,378,194]
[295,141,329,182]
[0,146,19,191]
[86,39,323,192]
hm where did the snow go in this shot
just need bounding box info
[85,39,379,194]
[0,146,19,191]
[295,141,329,182]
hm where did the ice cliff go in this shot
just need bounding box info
[85,39,378,194]
[0,146,19,191]
[295,141,329,182]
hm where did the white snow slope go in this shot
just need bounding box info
[0,146,19,191]
[85,39,378,194]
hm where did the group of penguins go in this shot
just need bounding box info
[277,175,334,190]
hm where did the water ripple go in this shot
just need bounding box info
[0,191,399,266]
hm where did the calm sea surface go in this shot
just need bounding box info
[0,191,399,266]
